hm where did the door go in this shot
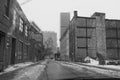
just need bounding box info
[10,38,16,65]
[0,32,5,71]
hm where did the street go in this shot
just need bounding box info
[40,60,112,80]
[0,60,116,80]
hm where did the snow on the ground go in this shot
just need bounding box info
[60,61,120,78]
[12,61,46,80]
[84,56,99,65]
[84,56,120,70]
[4,62,34,72]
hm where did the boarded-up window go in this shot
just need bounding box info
[118,30,120,38]
[76,48,86,59]
[106,39,117,48]
[76,38,86,47]
[76,28,86,37]
[106,29,117,38]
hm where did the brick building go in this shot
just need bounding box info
[69,11,120,62]
[29,21,43,61]
[0,0,43,71]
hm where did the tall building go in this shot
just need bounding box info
[43,31,57,54]
[60,28,69,61]
[60,13,70,37]
[60,12,70,61]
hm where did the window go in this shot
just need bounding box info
[12,10,16,26]
[25,25,28,36]
[5,0,10,17]
[19,18,24,32]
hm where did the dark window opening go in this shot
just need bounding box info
[5,0,10,17]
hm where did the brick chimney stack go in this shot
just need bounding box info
[74,11,78,18]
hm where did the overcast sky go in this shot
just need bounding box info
[18,0,120,46]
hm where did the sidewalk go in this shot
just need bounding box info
[60,61,120,78]
[0,60,48,80]
[0,60,47,75]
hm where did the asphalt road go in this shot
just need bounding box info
[40,60,112,80]
[0,60,115,80]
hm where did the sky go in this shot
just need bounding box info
[17,0,120,46]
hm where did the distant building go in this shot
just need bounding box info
[60,12,70,61]
[43,31,57,54]
[60,28,69,61]
[60,13,70,37]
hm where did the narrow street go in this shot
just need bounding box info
[0,60,117,80]
[40,60,112,80]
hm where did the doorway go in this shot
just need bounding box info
[10,38,16,65]
[0,31,5,71]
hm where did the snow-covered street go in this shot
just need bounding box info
[60,61,120,78]
[0,61,47,80]
[0,60,119,80]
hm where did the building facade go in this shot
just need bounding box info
[29,22,43,61]
[69,11,120,62]
[105,19,120,60]
[0,0,31,71]
[0,0,43,71]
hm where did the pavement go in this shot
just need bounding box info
[0,61,47,80]
[40,60,113,80]
[0,60,117,80]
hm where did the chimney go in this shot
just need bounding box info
[74,11,78,17]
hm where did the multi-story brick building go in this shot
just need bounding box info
[0,0,13,71]
[29,21,43,61]
[69,11,97,62]
[0,0,30,71]
[0,0,43,71]
[69,11,120,63]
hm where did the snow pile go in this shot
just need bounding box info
[4,62,34,72]
[12,61,46,80]
[84,56,99,65]
[61,61,120,78]
[95,65,120,70]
